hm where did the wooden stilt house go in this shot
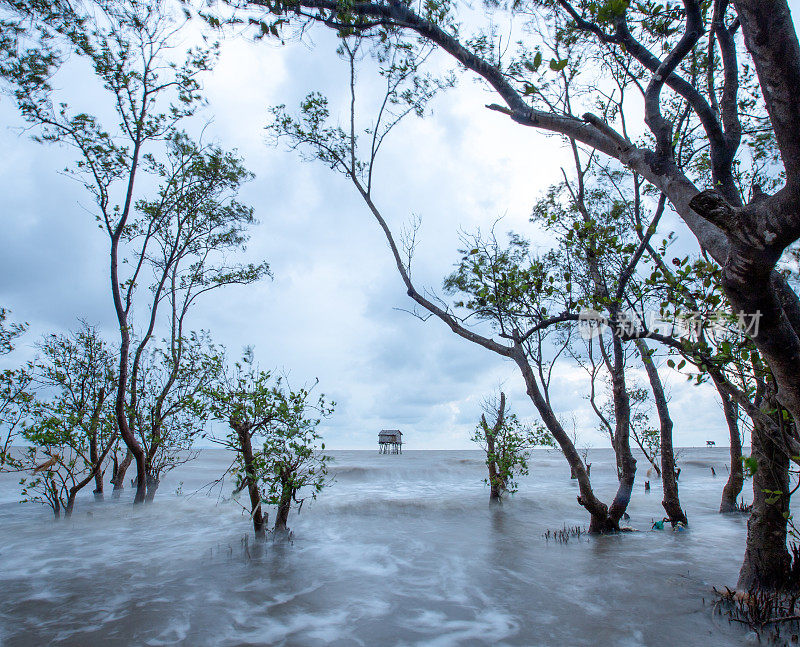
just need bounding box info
[378,430,403,454]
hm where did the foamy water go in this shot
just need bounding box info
[0,448,770,645]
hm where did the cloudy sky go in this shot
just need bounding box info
[2,3,799,449]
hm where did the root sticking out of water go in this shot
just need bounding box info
[714,586,800,644]
[542,524,585,544]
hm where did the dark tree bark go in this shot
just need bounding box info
[234,421,266,539]
[111,449,132,496]
[689,188,800,589]
[143,429,164,503]
[144,475,159,503]
[92,464,104,500]
[606,334,636,522]
[737,418,791,590]
[715,380,745,513]
[51,477,61,519]
[274,474,292,533]
[89,386,106,501]
[481,392,507,503]
[635,339,687,526]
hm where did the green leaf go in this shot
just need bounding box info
[742,455,758,477]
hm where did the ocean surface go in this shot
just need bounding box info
[0,447,778,646]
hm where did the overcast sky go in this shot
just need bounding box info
[2,3,799,449]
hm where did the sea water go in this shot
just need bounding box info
[0,448,773,646]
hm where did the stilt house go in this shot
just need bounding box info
[378,430,402,454]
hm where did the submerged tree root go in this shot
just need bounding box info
[714,586,800,644]
[542,525,586,544]
[713,544,800,644]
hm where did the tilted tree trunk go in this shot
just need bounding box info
[511,344,625,532]
[111,449,132,495]
[715,380,744,514]
[65,430,117,519]
[635,339,687,525]
[234,421,266,539]
[338,170,632,532]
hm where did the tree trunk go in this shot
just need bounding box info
[89,388,106,501]
[50,478,61,519]
[65,492,76,518]
[93,470,104,501]
[234,422,266,539]
[274,500,291,532]
[113,309,147,504]
[89,434,104,501]
[690,192,797,590]
[716,381,744,513]
[511,344,619,532]
[482,393,506,503]
[144,475,160,503]
[486,429,502,502]
[606,335,636,525]
[737,419,791,590]
[635,339,687,526]
[112,449,132,496]
[274,491,291,533]
[143,438,163,503]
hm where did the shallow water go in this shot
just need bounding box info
[0,448,774,646]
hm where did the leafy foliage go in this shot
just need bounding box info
[207,350,334,532]
[4,324,117,517]
[0,307,26,357]
[472,393,554,499]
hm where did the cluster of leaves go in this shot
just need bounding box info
[270,33,452,196]
[444,232,563,328]
[0,308,32,465]
[0,307,26,357]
